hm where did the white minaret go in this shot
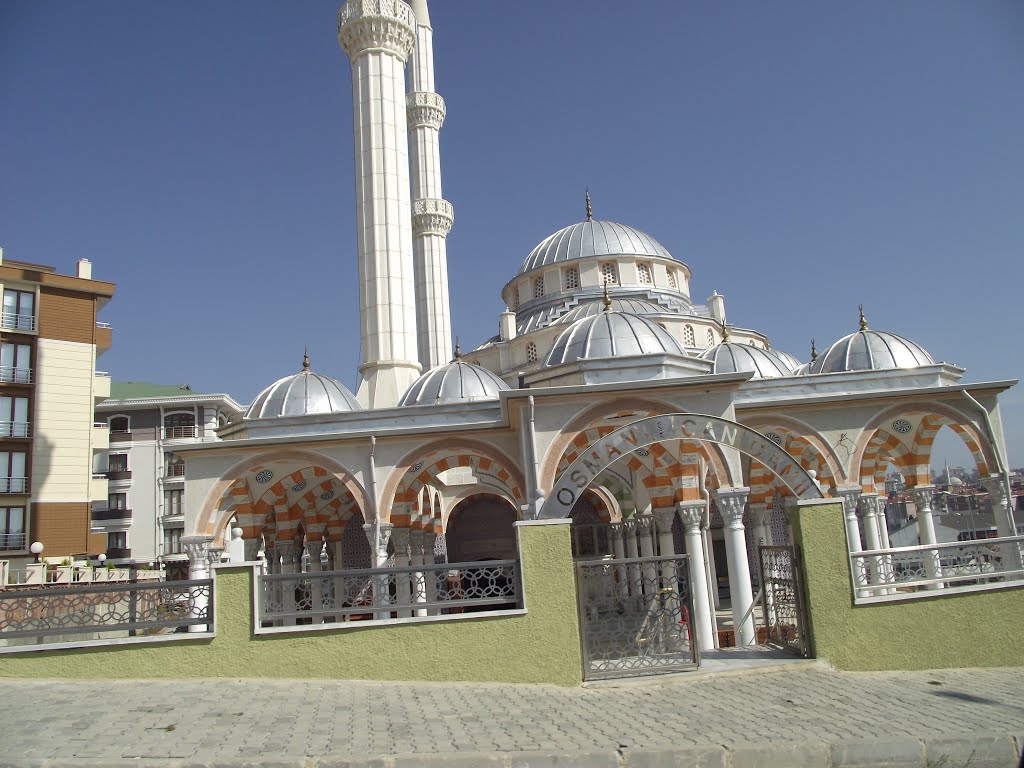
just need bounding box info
[406,0,454,371]
[338,0,421,408]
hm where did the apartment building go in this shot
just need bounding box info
[94,383,244,577]
[0,248,115,564]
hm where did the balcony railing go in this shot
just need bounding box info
[0,421,30,438]
[1,312,36,332]
[0,367,31,385]
[0,477,28,494]
[164,463,186,478]
[106,548,132,560]
[91,508,132,523]
[0,532,26,551]
[163,426,197,439]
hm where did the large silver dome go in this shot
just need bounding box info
[520,220,676,274]
[246,356,361,419]
[546,310,687,366]
[700,342,795,378]
[399,360,510,406]
[809,328,935,374]
[556,298,673,325]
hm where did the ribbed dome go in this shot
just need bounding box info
[556,298,671,325]
[699,343,795,379]
[520,220,675,274]
[809,329,935,374]
[546,311,686,366]
[246,360,361,419]
[399,360,510,406]
[771,348,803,371]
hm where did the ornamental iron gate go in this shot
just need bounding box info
[757,545,810,657]
[575,554,698,680]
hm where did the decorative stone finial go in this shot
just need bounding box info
[721,320,730,343]
[302,347,310,371]
[602,279,612,312]
[810,338,818,362]
[585,189,593,222]
[452,338,461,360]
[858,304,868,331]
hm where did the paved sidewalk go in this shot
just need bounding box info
[0,666,1022,767]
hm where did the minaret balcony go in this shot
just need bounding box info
[407,91,445,130]
[412,198,453,237]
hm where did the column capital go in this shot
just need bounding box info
[275,540,299,560]
[407,90,446,129]
[363,522,394,558]
[835,485,863,520]
[634,513,655,535]
[677,500,705,532]
[911,485,936,512]
[622,518,637,535]
[411,197,453,237]
[180,535,214,566]
[714,487,750,529]
[305,539,325,557]
[858,493,882,518]
[391,526,411,550]
[652,507,676,534]
[207,546,225,567]
[338,0,417,61]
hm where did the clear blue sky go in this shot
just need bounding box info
[2,1,1022,468]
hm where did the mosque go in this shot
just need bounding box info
[177,0,1017,651]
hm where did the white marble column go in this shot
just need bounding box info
[857,495,886,594]
[911,485,943,589]
[180,534,213,633]
[410,528,428,617]
[306,540,325,622]
[836,486,868,595]
[363,522,394,618]
[678,501,715,652]
[636,514,657,596]
[653,508,682,627]
[715,487,756,646]
[610,522,628,601]
[623,519,642,598]
[276,540,300,625]
[391,527,413,618]
[748,503,771,548]
[422,529,438,614]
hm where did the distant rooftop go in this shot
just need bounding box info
[110,382,201,399]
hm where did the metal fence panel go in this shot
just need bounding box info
[758,545,809,657]
[575,555,697,681]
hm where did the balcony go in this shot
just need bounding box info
[0,421,30,438]
[0,367,31,385]
[0,477,28,494]
[0,532,26,551]
[106,469,132,482]
[164,463,186,479]
[109,429,132,444]
[96,322,112,355]
[94,372,111,400]
[91,508,132,524]
[1,312,36,332]
[106,547,131,560]
[92,421,109,451]
[163,425,197,440]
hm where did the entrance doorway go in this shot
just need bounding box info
[445,494,517,563]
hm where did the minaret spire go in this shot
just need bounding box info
[858,304,868,331]
[585,189,593,221]
[407,0,454,373]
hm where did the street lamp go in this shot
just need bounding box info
[98,553,107,567]
[29,541,43,563]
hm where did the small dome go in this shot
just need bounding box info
[810,329,935,374]
[556,298,672,325]
[520,220,676,274]
[771,348,803,371]
[399,360,509,406]
[246,356,361,419]
[700,343,796,378]
[546,310,687,366]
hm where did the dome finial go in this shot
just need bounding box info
[602,278,612,312]
[302,347,310,371]
[452,337,461,361]
[585,188,593,222]
[858,304,868,331]
[810,338,818,362]
[721,319,730,343]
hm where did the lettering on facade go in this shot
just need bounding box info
[540,413,824,519]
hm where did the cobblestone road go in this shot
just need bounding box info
[0,666,1022,767]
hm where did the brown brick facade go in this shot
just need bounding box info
[37,288,97,345]
[31,502,95,556]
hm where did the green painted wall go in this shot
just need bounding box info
[0,523,583,686]
[790,501,1024,671]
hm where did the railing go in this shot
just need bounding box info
[163,426,197,439]
[259,560,521,628]
[91,508,131,523]
[1,312,36,332]
[850,535,1024,603]
[0,477,28,494]
[106,548,131,560]
[164,463,186,478]
[0,578,212,648]
[0,367,31,384]
[0,421,30,438]
[96,322,112,329]
[0,533,26,551]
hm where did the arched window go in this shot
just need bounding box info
[637,263,653,285]
[109,416,130,433]
[533,275,545,298]
[706,329,715,347]
[564,267,579,290]
[667,271,678,289]
[526,342,538,364]
[600,262,618,285]
[683,325,695,347]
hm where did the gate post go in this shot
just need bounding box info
[715,487,756,646]
[678,501,715,652]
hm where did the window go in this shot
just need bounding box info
[0,451,27,493]
[0,343,31,384]
[2,289,35,331]
[533,275,545,298]
[109,416,129,433]
[667,271,678,289]
[164,489,183,517]
[600,262,618,286]
[564,267,579,290]
[637,263,653,285]
[0,396,29,437]
[683,325,695,347]
[108,492,127,510]
[107,453,128,472]
[163,526,183,555]
[164,412,196,439]
[107,531,127,551]
[706,329,715,347]
[526,342,538,364]
[165,452,185,478]
[0,506,25,551]
[514,293,520,310]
